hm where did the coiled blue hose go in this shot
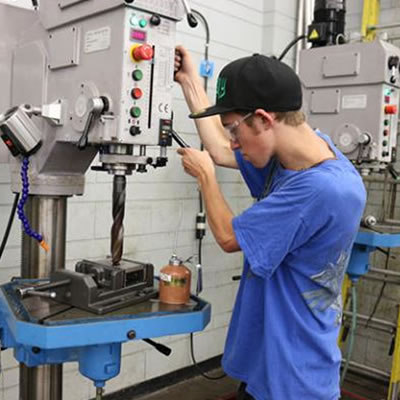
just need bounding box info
[17,157,48,251]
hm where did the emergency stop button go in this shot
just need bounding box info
[385,104,398,114]
[131,44,154,61]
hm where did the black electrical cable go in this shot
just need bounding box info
[189,333,226,380]
[376,247,398,260]
[365,248,391,327]
[0,193,20,261]
[278,34,307,61]
[192,9,210,212]
[192,9,210,96]
[198,237,202,266]
[186,9,226,381]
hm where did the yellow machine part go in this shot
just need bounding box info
[338,274,351,345]
[362,0,380,41]
[388,307,400,400]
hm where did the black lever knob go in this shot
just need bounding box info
[187,13,198,28]
[150,14,161,26]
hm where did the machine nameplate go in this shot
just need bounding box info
[342,94,367,109]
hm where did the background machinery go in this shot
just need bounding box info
[298,1,400,398]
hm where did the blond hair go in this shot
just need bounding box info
[240,110,306,127]
[274,111,305,126]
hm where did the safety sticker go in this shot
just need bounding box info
[84,27,111,54]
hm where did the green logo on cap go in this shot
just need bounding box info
[216,77,227,100]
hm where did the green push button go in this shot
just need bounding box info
[139,19,147,28]
[132,69,143,81]
[383,140,388,146]
[384,119,390,126]
[130,107,141,118]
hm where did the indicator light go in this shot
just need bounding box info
[139,19,147,28]
[131,88,143,99]
[130,107,141,118]
[130,15,138,26]
[132,69,143,81]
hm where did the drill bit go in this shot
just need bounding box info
[111,175,126,265]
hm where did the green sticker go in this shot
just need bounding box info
[216,77,227,100]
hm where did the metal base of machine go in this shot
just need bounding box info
[0,278,210,390]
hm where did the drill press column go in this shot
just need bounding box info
[20,196,66,400]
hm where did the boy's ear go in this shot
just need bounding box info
[253,109,275,131]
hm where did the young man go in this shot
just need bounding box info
[175,46,366,400]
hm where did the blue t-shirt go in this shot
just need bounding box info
[222,133,366,400]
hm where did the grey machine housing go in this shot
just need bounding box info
[5,0,184,196]
[299,39,400,172]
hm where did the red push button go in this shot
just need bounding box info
[131,88,143,99]
[132,44,154,61]
[385,104,398,114]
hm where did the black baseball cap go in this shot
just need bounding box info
[190,54,302,119]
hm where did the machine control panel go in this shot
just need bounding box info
[299,40,400,171]
[118,7,175,146]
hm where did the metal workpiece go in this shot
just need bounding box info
[111,175,126,266]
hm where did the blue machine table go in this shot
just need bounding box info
[0,279,211,394]
[347,229,400,281]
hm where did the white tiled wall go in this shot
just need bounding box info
[0,1,297,399]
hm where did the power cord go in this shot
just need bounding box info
[278,35,307,61]
[0,192,20,260]
[184,9,226,381]
[189,334,226,380]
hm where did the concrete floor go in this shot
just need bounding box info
[130,369,387,400]
[134,369,238,400]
